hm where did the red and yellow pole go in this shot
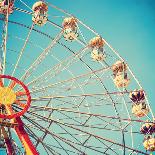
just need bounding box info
[6,106,39,155]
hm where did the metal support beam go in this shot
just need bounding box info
[14,117,39,155]
[6,107,39,155]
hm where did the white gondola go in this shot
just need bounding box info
[89,36,106,61]
[62,17,79,41]
[143,136,155,152]
[32,1,48,26]
[0,0,14,15]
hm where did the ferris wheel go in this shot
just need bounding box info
[0,0,155,155]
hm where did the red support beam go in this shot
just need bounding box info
[14,117,39,155]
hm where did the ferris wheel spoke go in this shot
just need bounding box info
[23,41,128,140]
[29,74,93,95]
[29,78,111,99]
[14,100,26,109]
[24,107,129,135]
[50,120,148,154]
[25,46,88,89]
[11,22,35,78]
[57,110,82,124]
[8,80,17,89]
[12,103,153,142]
[102,61,151,149]
[57,117,124,134]
[26,105,147,130]
[20,30,64,82]
[46,43,126,133]
[35,98,57,148]
[0,18,86,59]
[54,126,119,155]
[6,58,27,75]
[29,90,129,102]
[6,35,59,82]
[15,91,27,96]
[29,65,111,94]
[1,12,9,75]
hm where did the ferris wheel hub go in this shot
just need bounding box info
[0,75,31,119]
[0,87,16,105]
